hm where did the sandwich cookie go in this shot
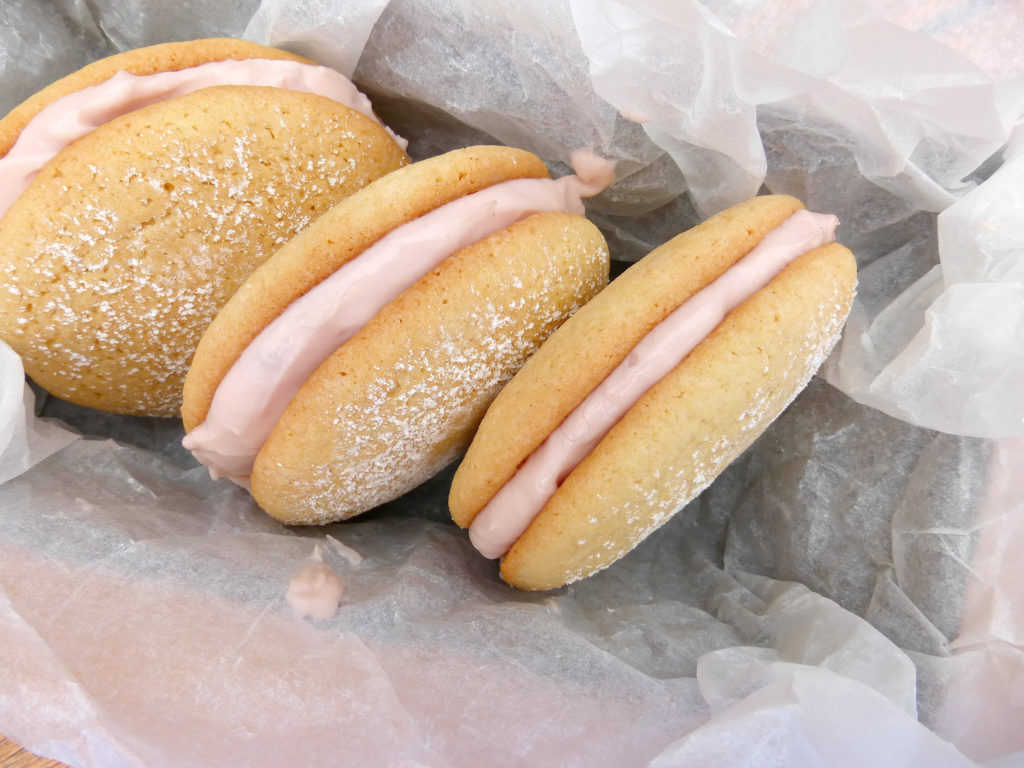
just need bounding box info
[0,38,408,416]
[182,145,613,524]
[450,195,858,590]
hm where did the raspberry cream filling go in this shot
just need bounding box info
[0,57,405,219]
[183,151,616,483]
[468,209,839,560]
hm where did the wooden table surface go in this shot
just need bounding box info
[0,736,68,768]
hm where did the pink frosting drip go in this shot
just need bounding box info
[468,209,839,560]
[183,151,616,482]
[0,57,405,219]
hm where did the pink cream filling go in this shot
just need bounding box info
[182,151,616,483]
[468,209,839,560]
[0,57,405,219]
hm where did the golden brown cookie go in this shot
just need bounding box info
[0,39,408,416]
[182,146,612,524]
[450,195,857,590]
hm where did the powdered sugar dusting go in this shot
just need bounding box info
[0,92,400,415]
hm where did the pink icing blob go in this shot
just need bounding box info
[183,151,616,482]
[0,57,405,219]
[286,561,345,621]
[468,209,840,560]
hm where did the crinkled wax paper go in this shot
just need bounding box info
[2,0,1024,766]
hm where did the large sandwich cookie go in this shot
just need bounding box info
[183,145,614,524]
[0,38,408,416]
[450,195,858,590]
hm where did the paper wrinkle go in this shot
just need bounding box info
[826,148,1024,438]
[0,342,79,486]
[703,572,918,715]
[0,586,148,768]
[571,0,1015,218]
[3,0,1024,766]
[570,0,1024,439]
[952,438,1024,651]
[649,668,977,768]
[353,0,681,223]
[570,0,768,216]
[0,4,113,117]
[78,0,263,54]
[931,643,1024,765]
[243,0,391,77]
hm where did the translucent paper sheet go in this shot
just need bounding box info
[2,0,1023,766]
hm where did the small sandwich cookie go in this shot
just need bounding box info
[450,195,858,590]
[182,145,613,524]
[0,38,408,416]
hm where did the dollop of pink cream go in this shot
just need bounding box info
[468,209,839,559]
[183,151,615,482]
[286,561,345,621]
[0,57,405,219]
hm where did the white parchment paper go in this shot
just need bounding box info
[1,0,1023,766]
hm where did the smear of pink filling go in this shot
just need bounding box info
[468,209,839,560]
[286,561,345,621]
[0,57,405,219]
[183,151,616,482]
